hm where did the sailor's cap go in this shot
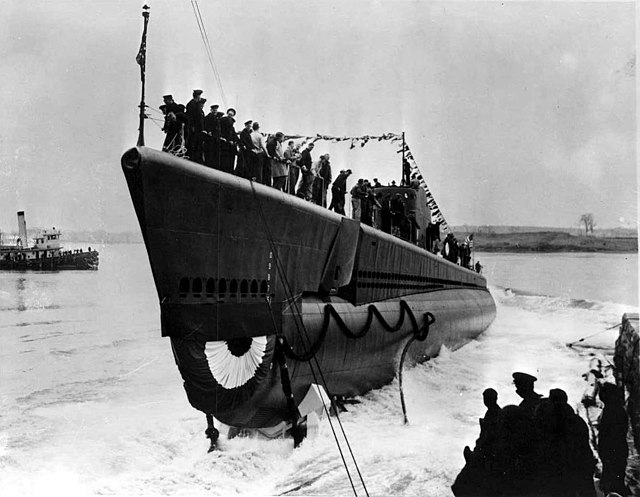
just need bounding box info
[210,104,220,109]
[512,372,537,384]
[163,94,173,100]
[193,89,203,95]
[200,98,207,104]
[227,108,236,115]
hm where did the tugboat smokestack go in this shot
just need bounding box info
[16,211,27,248]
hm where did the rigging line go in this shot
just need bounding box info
[190,0,228,107]
[193,0,227,105]
[566,322,622,347]
[259,240,370,496]
[264,234,370,497]
[252,196,359,497]
[145,106,165,116]
[250,183,365,497]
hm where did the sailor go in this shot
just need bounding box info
[402,158,411,186]
[251,122,269,186]
[185,89,205,163]
[425,221,442,253]
[463,388,502,463]
[360,180,380,227]
[479,388,502,444]
[379,193,392,233]
[390,192,407,236]
[218,108,238,174]
[284,140,300,194]
[512,372,543,416]
[598,383,629,496]
[349,179,364,220]
[372,178,382,188]
[159,94,186,154]
[328,170,342,211]
[268,132,287,191]
[296,142,315,200]
[237,120,254,179]
[312,154,332,207]
[534,388,596,496]
[329,169,351,215]
[203,104,222,169]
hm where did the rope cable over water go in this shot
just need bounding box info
[566,322,622,348]
[190,0,228,108]
[250,182,368,497]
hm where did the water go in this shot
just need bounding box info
[0,245,637,496]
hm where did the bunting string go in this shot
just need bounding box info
[281,132,450,233]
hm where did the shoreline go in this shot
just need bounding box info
[465,231,637,254]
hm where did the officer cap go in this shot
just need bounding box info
[210,104,219,110]
[163,94,173,100]
[244,120,253,126]
[512,372,537,384]
[193,89,203,95]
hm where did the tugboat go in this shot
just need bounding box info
[0,211,99,271]
[122,7,495,442]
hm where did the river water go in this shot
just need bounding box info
[0,245,637,496]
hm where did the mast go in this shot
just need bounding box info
[136,5,151,146]
[402,131,405,182]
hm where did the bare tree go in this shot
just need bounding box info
[579,213,595,235]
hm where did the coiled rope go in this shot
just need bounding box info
[399,311,435,424]
[281,300,421,362]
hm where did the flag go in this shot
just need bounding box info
[136,40,145,68]
[136,9,149,82]
[465,234,474,249]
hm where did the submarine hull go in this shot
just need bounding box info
[122,147,496,428]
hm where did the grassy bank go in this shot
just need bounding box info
[461,231,638,253]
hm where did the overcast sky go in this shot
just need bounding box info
[0,1,636,232]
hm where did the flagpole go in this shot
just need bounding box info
[401,131,405,184]
[137,5,150,147]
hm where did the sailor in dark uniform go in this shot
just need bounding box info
[203,104,221,169]
[159,94,186,154]
[218,108,238,174]
[238,120,254,179]
[513,372,543,416]
[329,169,351,215]
[185,89,205,163]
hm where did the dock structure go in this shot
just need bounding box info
[614,313,640,450]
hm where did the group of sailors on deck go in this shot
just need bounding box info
[159,91,333,202]
[159,90,480,272]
